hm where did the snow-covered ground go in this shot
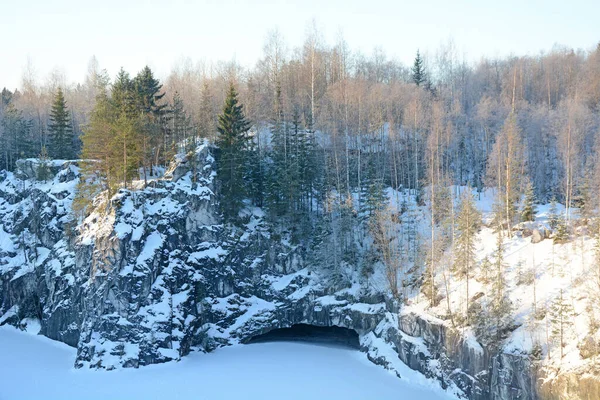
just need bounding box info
[0,325,455,400]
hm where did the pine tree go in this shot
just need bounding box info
[48,88,74,159]
[215,83,251,221]
[521,180,537,222]
[412,50,426,87]
[550,289,575,359]
[453,190,481,324]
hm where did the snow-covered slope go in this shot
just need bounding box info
[1,147,598,399]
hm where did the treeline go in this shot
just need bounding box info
[2,31,600,353]
[0,86,74,169]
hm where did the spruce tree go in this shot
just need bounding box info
[215,83,251,221]
[412,50,426,86]
[299,111,319,214]
[554,214,569,243]
[287,109,304,223]
[245,130,265,208]
[48,87,74,159]
[1,104,34,170]
[479,256,492,285]
[360,134,387,217]
[111,68,135,115]
[453,191,481,324]
[266,83,287,216]
[133,66,167,116]
[36,145,51,181]
[576,178,592,225]
[198,81,215,142]
[171,92,188,153]
[482,230,514,348]
[521,180,537,222]
[133,66,168,173]
[550,289,575,359]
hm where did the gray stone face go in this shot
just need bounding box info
[0,147,581,399]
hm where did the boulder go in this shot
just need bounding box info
[531,228,547,243]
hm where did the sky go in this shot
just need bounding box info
[2,0,599,90]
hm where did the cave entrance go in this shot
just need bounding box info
[245,324,360,349]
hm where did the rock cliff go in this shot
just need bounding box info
[0,145,596,399]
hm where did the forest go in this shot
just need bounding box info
[2,31,600,353]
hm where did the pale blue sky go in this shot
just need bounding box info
[2,0,599,90]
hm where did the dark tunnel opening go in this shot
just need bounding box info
[245,324,360,349]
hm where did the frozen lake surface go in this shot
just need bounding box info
[0,325,455,400]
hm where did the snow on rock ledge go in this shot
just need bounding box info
[0,145,566,399]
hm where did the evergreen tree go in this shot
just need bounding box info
[360,133,387,217]
[479,256,492,285]
[114,112,143,187]
[171,92,188,153]
[112,68,135,115]
[48,88,74,159]
[133,66,168,174]
[411,50,426,86]
[548,197,559,229]
[575,177,592,225]
[490,231,513,340]
[245,130,265,208]
[215,83,251,221]
[1,104,34,170]
[36,145,51,181]
[550,289,575,359]
[1,87,12,107]
[287,109,304,224]
[133,66,167,116]
[198,81,215,142]
[474,230,514,348]
[453,190,481,324]
[299,111,320,214]
[266,83,288,216]
[554,214,569,243]
[80,80,141,195]
[521,180,537,222]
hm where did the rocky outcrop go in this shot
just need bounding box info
[0,146,594,399]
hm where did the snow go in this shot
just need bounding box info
[0,225,15,252]
[400,186,598,374]
[187,244,227,262]
[0,325,456,400]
